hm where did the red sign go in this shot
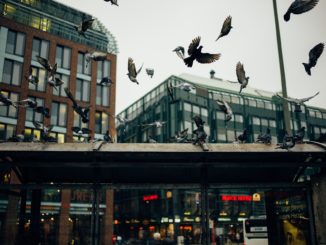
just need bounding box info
[221,195,252,202]
[143,194,159,201]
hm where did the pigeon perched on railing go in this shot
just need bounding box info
[0,91,17,108]
[276,92,319,112]
[148,136,157,143]
[85,51,107,68]
[237,129,248,143]
[64,88,90,123]
[25,66,39,85]
[75,19,94,36]
[303,43,324,75]
[216,99,233,122]
[127,58,143,85]
[99,77,113,86]
[184,36,221,67]
[103,130,114,143]
[104,0,118,6]
[284,0,319,22]
[171,128,190,143]
[33,121,56,142]
[170,82,196,92]
[276,132,295,150]
[236,62,249,93]
[146,68,154,78]
[7,130,25,142]
[173,46,185,60]
[216,16,233,41]
[294,127,306,143]
[256,128,272,144]
[192,116,207,146]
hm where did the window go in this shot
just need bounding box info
[49,132,65,143]
[24,127,41,142]
[193,105,200,114]
[216,111,225,120]
[261,119,268,127]
[269,120,276,128]
[51,102,67,127]
[309,110,315,118]
[253,117,260,125]
[32,38,49,61]
[235,114,243,123]
[248,99,257,107]
[77,52,91,75]
[6,30,25,56]
[184,103,191,112]
[28,66,47,92]
[217,128,226,142]
[26,97,44,122]
[97,60,111,82]
[96,84,109,106]
[0,91,18,118]
[56,45,71,69]
[76,79,90,102]
[53,74,69,97]
[73,111,88,129]
[257,100,264,108]
[227,130,235,142]
[201,108,208,117]
[265,102,273,110]
[0,123,16,141]
[2,59,22,86]
[95,111,109,134]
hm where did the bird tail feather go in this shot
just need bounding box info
[284,11,291,22]
[303,63,311,76]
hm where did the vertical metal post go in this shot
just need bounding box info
[91,185,100,245]
[306,186,317,245]
[272,0,292,133]
[200,165,209,245]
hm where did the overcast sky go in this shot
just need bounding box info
[57,0,326,114]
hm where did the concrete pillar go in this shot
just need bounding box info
[102,189,114,245]
[312,170,326,245]
[58,189,71,245]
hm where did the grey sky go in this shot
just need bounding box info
[57,0,326,114]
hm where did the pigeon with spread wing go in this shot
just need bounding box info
[284,0,319,22]
[64,88,90,123]
[303,43,324,75]
[216,16,233,41]
[127,58,143,85]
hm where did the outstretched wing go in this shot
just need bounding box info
[300,91,320,102]
[72,126,81,134]
[276,93,296,103]
[64,87,78,107]
[32,121,42,130]
[81,19,94,32]
[236,62,246,84]
[196,53,221,64]
[309,43,324,61]
[221,16,232,33]
[291,0,319,14]
[36,56,51,71]
[188,36,201,55]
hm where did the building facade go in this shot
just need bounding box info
[0,0,118,143]
[116,73,326,144]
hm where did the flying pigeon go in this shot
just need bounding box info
[256,128,272,144]
[99,77,113,86]
[192,116,207,146]
[173,46,185,60]
[236,62,249,93]
[237,129,248,143]
[215,99,233,122]
[48,76,64,91]
[0,92,17,107]
[171,82,196,92]
[276,132,295,150]
[127,58,143,85]
[167,82,177,104]
[15,98,37,109]
[35,106,50,118]
[64,88,90,123]
[72,126,91,136]
[184,36,221,67]
[284,0,319,22]
[36,56,57,76]
[140,121,167,128]
[109,114,130,126]
[294,127,306,143]
[25,66,39,85]
[85,51,107,68]
[303,43,324,75]
[276,92,319,112]
[146,68,154,78]
[104,0,118,6]
[75,19,94,36]
[33,121,54,139]
[216,16,233,41]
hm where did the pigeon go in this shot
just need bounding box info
[256,128,272,144]
[276,132,295,150]
[284,0,319,22]
[33,121,54,138]
[146,68,154,78]
[103,130,114,143]
[74,19,94,36]
[237,129,248,143]
[171,128,189,143]
[72,126,91,136]
[167,82,177,104]
[48,76,64,91]
[193,115,205,128]
[140,121,167,128]
[15,98,37,108]
[25,66,39,85]
[99,77,113,86]
[104,0,118,6]
[148,136,157,143]
[276,92,319,112]
[110,114,130,126]
[35,106,50,118]
[7,130,25,142]
[184,36,221,67]
[127,58,143,85]
[192,116,207,145]
[64,88,90,123]
[0,91,17,107]
[302,43,324,75]
[236,62,249,93]
[85,51,107,67]
[294,127,306,143]
[216,99,233,122]
[36,56,57,76]
[173,46,185,60]
[216,16,233,41]
[171,82,196,92]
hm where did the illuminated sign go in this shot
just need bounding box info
[221,195,252,202]
[143,194,159,201]
[253,193,261,202]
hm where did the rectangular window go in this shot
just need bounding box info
[49,132,65,143]
[96,84,109,106]
[6,30,25,56]
[261,119,268,127]
[269,120,276,128]
[95,111,109,134]
[184,102,192,112]
[0,91,18,118]
[26,97,44,122]
[217,128,226,142]
[56,45,71,69]
[73,111,88,129]
[235,114,243,123]
[51,102,67,127]
[253,117,260,125]
[2,59,22,86]
[97,60,111,81]
[53,73,69,97]
[28,66,47,92]
[76,79,90,102]
[32,38,49,61]
[77,52,91,75]
[216,111,225,120]
[248,99,257,107]
[0,123,16,141]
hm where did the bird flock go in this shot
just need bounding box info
[0,0,324,149]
